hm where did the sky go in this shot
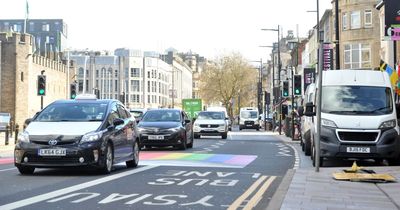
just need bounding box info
[0,0,331,62]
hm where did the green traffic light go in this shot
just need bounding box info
[39,89,45,95]
[71,94,76,99]
[295,89,300,94]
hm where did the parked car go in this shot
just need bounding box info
[15,98,140,175]
[130,108,147,123]
[193,111,229,139]
[303,70,400,167]
[0,112,11,133]
[137,109,193,150]
[259,113,273,130]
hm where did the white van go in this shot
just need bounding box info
[303,70,400,166]
[300,83,316,156]
[239,107,260,130]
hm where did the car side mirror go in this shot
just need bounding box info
[304,102,316,116]
[113,118,124,126]
[185,119,191,124]
[298,106,304,116]
[259,116,262,120]
[24,118,32,126]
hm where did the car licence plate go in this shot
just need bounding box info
[148,135,164,140]
[346,147,370,153]
[38,149,66,156]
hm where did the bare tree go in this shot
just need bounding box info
[199,53,258,117]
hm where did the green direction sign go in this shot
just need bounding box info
[182,99,202,119]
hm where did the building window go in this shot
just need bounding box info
[344,43,371,69]
[27,22,33,31]
[96,69,99,77]
[131,80,140,92]
[364,10,372,28]
[114,70,118,77]
[42,23,50,31]
[350,11,361,29]
[13,24,22,32]
[115,80,118,91]
[147,81,150,92]
[342,13,348,30]
[147,71,150,78]
[79,67,84,76]
[148,95,151,103]
[130,68,140,77]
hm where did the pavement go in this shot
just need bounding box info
[269,134,400,210]
[0,133,15,158]
[2,131,400,209]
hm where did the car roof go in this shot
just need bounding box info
[51,99,117,105]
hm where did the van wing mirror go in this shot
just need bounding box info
[304,102,316,116]
[298,106,304,116]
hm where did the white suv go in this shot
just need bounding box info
[193,111,228,139]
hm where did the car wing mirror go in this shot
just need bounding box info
[304,102,316,116]
[24,118,32,126]
[113,118,124,126]
[185,119,191,124]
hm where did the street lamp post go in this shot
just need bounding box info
[261,26,281,134]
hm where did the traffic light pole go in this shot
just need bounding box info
[291,67,295,140]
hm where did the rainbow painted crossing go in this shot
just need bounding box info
[139,152,257,168]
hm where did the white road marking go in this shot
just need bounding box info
[0,165,157,210]
[283,143,300,169]
[0,167,16,172]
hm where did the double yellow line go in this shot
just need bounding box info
[228,175,276,210]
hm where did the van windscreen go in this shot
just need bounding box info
[321,86,392,115]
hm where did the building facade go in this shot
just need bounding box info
[336,0,381,69]
[0,19,68,56]
[0,33,73,127]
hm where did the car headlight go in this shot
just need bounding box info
[167,127,180,132]
[18,131,30,143]
[379,119,396,129]
[81,131,103,143]
[137,127,146,133]
[321,118,337,128]
[193,123,199,127]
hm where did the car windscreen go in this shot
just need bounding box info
[141,110,181,122]
[240,111,258,118]
[35,102,108,122]
[197,111,224,120]
[322,86,393,115]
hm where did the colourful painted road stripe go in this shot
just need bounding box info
[139,152,257,168]
[0,158,13,165]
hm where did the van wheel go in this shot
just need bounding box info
[387,158,400,166]
[221,132,227,139]
[100,143,113,174]
[17,166,35,175]
[126,141,139,168]
[304,139,311,156]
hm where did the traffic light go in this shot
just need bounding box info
[282,81,289,97]
[37,75,46,96]
[294,75,302,96]
[70,83,77,99]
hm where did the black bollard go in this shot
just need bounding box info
[5,125,9,145]
[14,124,19,144]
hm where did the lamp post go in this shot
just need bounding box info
[261,26,282,134]
[250,59,263,115]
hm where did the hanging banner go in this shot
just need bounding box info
[323,43,334,70]
[303,68,315,92]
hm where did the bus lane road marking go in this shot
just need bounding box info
[0,165,158,210]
